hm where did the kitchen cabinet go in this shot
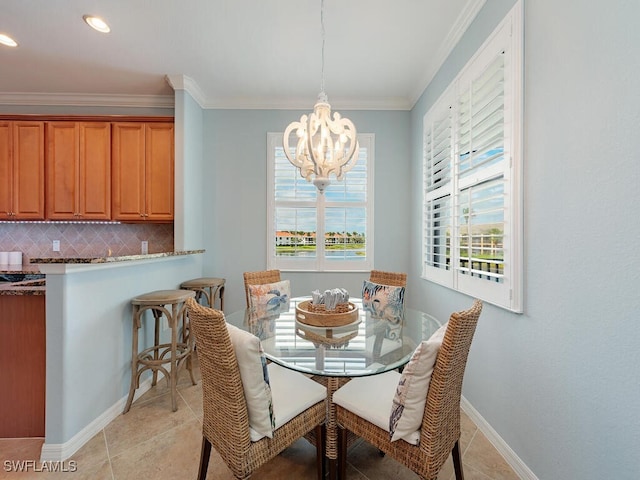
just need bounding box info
[112,122,174,222]
[0,121,45,220]
[0,294,46,438]
[46,122,111,220]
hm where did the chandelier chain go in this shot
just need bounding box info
[320,0,325,96]
[282,0,359,193]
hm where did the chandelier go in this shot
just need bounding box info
[283,0,359,193]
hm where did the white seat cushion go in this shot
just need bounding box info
[250,363,326,441]
[332,371,421,445]
[269,363,327,428]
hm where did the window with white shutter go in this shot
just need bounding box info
[422,3,523,312]
[267,133,374,271]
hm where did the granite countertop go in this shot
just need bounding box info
[0,280,46,296]
[0,264,42,275]
[0,265,45,296]
[1,250,204,295]
[30,249,205,264]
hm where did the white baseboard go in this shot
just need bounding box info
[40,377,156,462]
[461,396,538,480]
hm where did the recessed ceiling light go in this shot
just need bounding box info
[83,15,111,33]
[0,33,18,47]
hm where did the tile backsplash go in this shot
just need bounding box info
[0,223,174,263]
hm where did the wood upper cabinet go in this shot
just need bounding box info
[46,122,111,220]
[0,121,45,220]
[112,122,174,222]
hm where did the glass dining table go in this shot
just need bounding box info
[225,296,441,479]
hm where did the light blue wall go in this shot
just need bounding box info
[410,1,640,479]
[173,90,204,250]
[201,109,411,312]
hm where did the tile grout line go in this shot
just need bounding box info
[102,429,116,480]
[177,386,202,421]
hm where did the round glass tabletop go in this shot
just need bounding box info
[224,296,441,378]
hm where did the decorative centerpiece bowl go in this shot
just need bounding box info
[295,300,358,327]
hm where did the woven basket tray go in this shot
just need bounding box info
[295,300,358,327]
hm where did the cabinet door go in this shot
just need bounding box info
[0,122,11,218]
[47,122,112,220]
[46,122,79,219]
[79,122,111,220]
[0,295,46,437]
[112,123,146,221]
[13,122,45,219]
[145,123,174,221]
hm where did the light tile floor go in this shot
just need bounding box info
[0,356,519,480]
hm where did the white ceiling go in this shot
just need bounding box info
[0,0,484,110]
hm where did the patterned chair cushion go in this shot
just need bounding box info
[248,279,291,317]
[389,322,448,442]
[362,280,405,322]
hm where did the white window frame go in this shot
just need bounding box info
[267,132,374,272]
[421,2,523,312]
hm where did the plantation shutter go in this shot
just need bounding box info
[422,2,522,312]
[423,103,453,282]
[455,52,506,284]
[268,133,374,272]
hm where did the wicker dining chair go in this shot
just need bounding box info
[186,298,326,480]
[369,270,407,287]
[335,299,483,480]
[243,269,281,308]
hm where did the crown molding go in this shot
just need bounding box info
[0,90,410,111]
[0,92,174,109]
[201,96,412,111]
[0,77,413,111]
[166,73,411,110]
[409,0,486,107]
[165,74,207,109]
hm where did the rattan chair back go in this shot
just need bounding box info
[369,270,407,287]
[336,299,482,480]
[186,298,252,477]
[186,297,326,480]
[420,298,483,477]
[243,269,281,307]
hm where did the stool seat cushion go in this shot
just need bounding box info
[226,323,275,441]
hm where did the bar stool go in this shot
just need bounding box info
[180,277,226,311]
[123,289,196,414]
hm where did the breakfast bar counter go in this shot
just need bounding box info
[22,249,205,460]
[31,249,204,268]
